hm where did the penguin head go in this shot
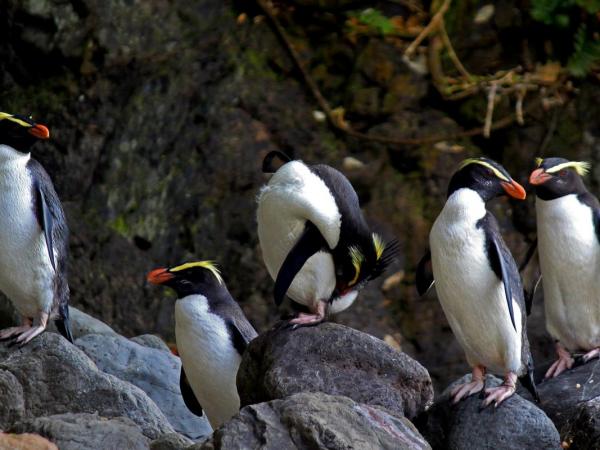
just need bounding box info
[147,261,224,299]
[529,157,590,200]
[448,157,526,202]
[333,233,398,298]
[0,112,50,153]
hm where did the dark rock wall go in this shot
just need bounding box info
[2,0,599,391]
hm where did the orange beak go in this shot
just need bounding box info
[147,268,175,285]
[28,124,50,140]
[501,180,526,200]
[529,168,552,186]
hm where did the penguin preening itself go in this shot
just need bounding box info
[417,157,538,407]
[529,157,600,378]
[257,151,397,325]
[147,261,257,429]
[0,112,72,345]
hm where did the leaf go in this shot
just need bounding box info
[567,24,600,77]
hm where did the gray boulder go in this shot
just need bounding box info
[76,333,211,440]
[237,322,433,420]
[418,374,561,450]
[10,413,150,450]
[132,334,172,352]
[199,392,431,450]
[535,359,600,432]
[47,306,117,339]
[150,433,195,450]
[0,332,174,439]
[562,396,600,449]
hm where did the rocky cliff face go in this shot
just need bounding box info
[2,0,600,394]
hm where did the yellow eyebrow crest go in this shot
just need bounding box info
[170,261,223,284]
[0,112,31,128]
[458,158,510,182]
[545,161,591,176]
[349,246,364,286]
[372,233,385,260]
[535,157,543,167]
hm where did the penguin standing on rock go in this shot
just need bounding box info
[257,151,397,326]
[417,157,538,407]
[0,112,72,345]
[148,261,257,429]
[529,157,600,378]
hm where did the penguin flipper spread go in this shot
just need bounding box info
[274,221,328,306]
[180,366,203,417]
[262,151,292,173]
[415,249,434,296]
[35,183,56,272]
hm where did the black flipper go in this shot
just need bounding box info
[55,303,74,343]
[180,366,203,416]
[262,151,292,173]
[489,236,517,331]
[525,275,542,316]
[34,182,56,271]
[226,320,252,355]
[274,221,328,306]
[415,249,434,296]
[519,356,540,402]
[518,238,537,273]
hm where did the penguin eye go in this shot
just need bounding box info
[558,170,567,177]
[178,279,192,287]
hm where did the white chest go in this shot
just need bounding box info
[175,296,242,429]
[536,195,600,350]
[0,155,54,316]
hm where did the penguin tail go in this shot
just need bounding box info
[519,365,540,403]
[55,304,74,344]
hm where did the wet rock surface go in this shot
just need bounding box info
[417,374,561,450]
[199,392,431,450]
[238,322,434,420]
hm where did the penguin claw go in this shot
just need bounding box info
[582,348,600,363]
[0,325,32,341]
[544,346,574,379]
[451,379,484,404]
[481,378,516,408]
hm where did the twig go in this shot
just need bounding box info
[439,19,473,81]
[484,82,498,138]
[404,0,451,59]
[515,86,526,125]
[255,0,538,147]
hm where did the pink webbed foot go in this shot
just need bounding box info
[0,318,33,341]
[451,365,485,404]
[289,300,327,328]
[482,372,517,408]
[3,313,48,346]
[582,348,600,363]
[545,342,574,379]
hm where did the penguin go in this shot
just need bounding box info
[147,261,258,429]
[0,112,72,345]
[416,157,538,407]
[529,157,600,378]
[257,151,397,325]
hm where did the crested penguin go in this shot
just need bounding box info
[0,112,72,345]
[147,261,258,428]
[257,151,397,325]
[529,157,600,378]
[417,157,538,407]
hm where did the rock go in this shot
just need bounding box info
[132,334,172,352]
[238,322,433,420]
[10,413,150,450]
[562,396,600,449]
[0,332,174,439]
[418,374,561,450]
[151,433,195,450]
[48,306,117,339]
[199,392,431,450]
[0,432,57,450]
[77,334,209,438]
[76,333,211,440]
[536,359,600,433]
